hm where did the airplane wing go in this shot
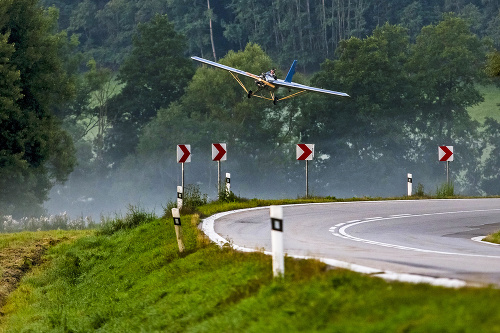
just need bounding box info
[271,79,350,97]
[191,56,262,81]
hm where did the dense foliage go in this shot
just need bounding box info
[0,0,76,217]
[40,0,500,71]
[1,0,500,217]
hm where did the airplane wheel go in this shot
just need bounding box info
[248,91,253,98]
[273,96,278,105]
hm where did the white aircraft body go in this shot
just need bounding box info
[191,56,349,104]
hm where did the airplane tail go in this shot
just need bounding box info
[284,60,297,83]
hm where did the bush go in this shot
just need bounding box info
[415,183,425,197]
[217,183,247,203]
[97,205,156,236]
[164,184,208,217]
[436,182,455,198]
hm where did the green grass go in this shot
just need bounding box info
[2,202,500,332]
[484,230,500,244]
[0,230,88,251]
[468,84,500,122]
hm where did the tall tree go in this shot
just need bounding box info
[300,23,415,195]
[105,14,194,163]
[136,43,301,197]
[0,0,76,216]
[407,14,486,193]
[408,14,486,137]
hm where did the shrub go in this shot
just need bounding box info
[436,182,455,198]
[217,183,247,203]
[415,183,425,197]
[97,205,156,236]
[164,184,208,217]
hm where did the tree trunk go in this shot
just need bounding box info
[306,0,313,50]
[322,0,328,56]
[207,0,217,61]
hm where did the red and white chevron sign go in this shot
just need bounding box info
[212,143,227,161]
[177,144,191,163]
[296,144,314,161]
[438,146,453,162]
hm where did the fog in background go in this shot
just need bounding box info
[44,142,453,221]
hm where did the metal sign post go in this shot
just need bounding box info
[447,161,449,185]
[306,160,309,198]
[212,143,227,198]
[296,144,314,198]
[438,146,453,185]
[177,144,191,194]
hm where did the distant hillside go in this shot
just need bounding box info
[468,85,500,122]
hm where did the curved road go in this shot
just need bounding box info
[206,199,500,286]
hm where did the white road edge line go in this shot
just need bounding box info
[471,236,500,246]
[201,204,467,288]
[337,211,500,259]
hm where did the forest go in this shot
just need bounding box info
[1,0,500,218]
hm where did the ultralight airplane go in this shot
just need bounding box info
[191,56,350,104]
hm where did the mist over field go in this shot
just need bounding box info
[2,0,500,220]
[43,142,454,220]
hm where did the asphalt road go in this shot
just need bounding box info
[211,199,500,286]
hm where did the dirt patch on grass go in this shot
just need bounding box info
[0,238,60,312]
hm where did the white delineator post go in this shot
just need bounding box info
[407,173,412,196]
[171,208,185,253]
[270,205,284,278]
[225,173,231,194]
[177,185,183,209]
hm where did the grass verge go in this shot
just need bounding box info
[1,200,500,332]
[484,231,500,244]
[0,230,91,313]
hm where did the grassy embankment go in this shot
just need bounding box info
[1,200,500,332]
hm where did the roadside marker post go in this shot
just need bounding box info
[177,186,183,209]
[212,143,227,198]
[296,144,314,197]
[270,205,284,278]
[171,208,185,253]
[225,173,231,195]
[407,173,412,196]
[177,144,191,194]
[438,146,454,184]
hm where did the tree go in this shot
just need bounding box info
[486,50,500,78]
[105,13,194,163]
[408,14,486,137]
[0,0,76,216]
[84,59,118,163]
[406,14,486,193]
[298,17,487,196]
[135,43,302,197]
[298,24,416,195]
